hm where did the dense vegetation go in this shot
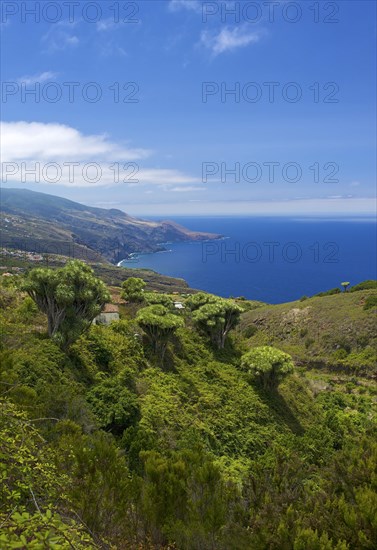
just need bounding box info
[1,265,376,549]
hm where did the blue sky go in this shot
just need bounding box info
[1,0,376,216]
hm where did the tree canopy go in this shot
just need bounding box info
[136,304,184,360]
[23,261,110,349]
[241,346,294,390]
[186,291,218,311]
[121,277,146,303]
[143,292,174,309]
[192,297,243,349]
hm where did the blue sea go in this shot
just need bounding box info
[120,217,377,304]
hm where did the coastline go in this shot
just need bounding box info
[117,235,227,267]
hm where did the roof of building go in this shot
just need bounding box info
[101,303,119,314]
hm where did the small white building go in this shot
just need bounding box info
[93,304,120,325]
[173,302,185,310]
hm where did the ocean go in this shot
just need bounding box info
[120,217,377,304]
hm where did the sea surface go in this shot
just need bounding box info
[120,217,377,304]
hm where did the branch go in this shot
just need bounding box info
[29,417,60,423]
[29,487,42,515]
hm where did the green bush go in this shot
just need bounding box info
[363,295,377,310]
[332,348,349,360]
[243,324,257,338]
[314,287,341,297]
[87,378,140,435]
[350,280,377,292]
[305,337,315,349]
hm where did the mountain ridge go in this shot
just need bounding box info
[0,187,221,264]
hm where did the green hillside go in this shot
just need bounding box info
[240,289,377,375]
[0,268,376,549]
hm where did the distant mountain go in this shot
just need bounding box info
[0,188,221,264]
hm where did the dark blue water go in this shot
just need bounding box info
[120,217,377,303]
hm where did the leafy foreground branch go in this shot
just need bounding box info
[0,400,99,549]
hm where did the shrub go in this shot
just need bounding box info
[314,288,341,297]
[243,325,257,338]
[87,379,139,435]
[332,349,348,361]
[350,280,377,292]
[363,295,377,310]
[305,337,315,349]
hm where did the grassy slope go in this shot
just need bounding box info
[240,290,377,374]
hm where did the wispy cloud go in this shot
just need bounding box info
[42,23,79,52]
[170,186,206,192]
[139,171,201,186]
[96,18,116,32]
[168,0,202,13]
[99,43,127,58]
[16,71,58,85]
[201,25,264,56]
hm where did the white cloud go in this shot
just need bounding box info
[66,36,79,46]
[16,71,58,85]
[1,121,198,188]
[139,171,201,186]
[169,186,206,192]
[1,121,150,162]
[96,18,116,31]
[42,23,79,52]
[168,0,202,13]
[201,25,264,56]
